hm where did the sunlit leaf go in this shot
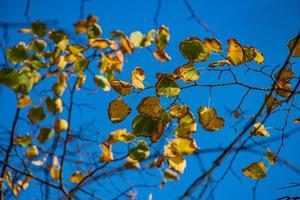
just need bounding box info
[52,83,66,96]
[156,75,180,98]
[179,37,209,62]
[227,38,244,66]
[94,75,111,91]
[0,67,19,89]
[287,36,300,57]
[20,21,47,37]
[275,80,291,98]
[164,169,179,181]
[99,143,114,162]
[253,48,264,64]
[131,67,145,89]
[28,106,46,124]
[173,63,200,82]
[109,80,132,96]
[54,119,68,133]
[128,140,150,161]
[266,149,277,165]
[208,60,230,68]
[31,156,47,166]
[153,49,171,62]
[174,111,197,137]
[110,30,134,54]
[168,156,186,174]
[13,135,32,147]
[88,38,114,49]
[28,39,47,53]
[46,96,63,114]
[108,97,131,123]
[165,138,198,156]
[170,104,189,118]
[125,156,140,169]
[250,122,270,137]
[155,25,170,51]
[130,30,155,48]
[17,95,32,108]
[49,30,69,50]
[198,106,224,131]
[67,44,85,54]
[106,128,136,144]
[242,162,267,180]
[275,67,294,82]
[69,171,85,183]
[203,38,222,52]
[6,42,29,64]
[25,145,39,159]
[38,128,54,144]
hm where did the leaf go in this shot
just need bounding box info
[67,44,85,54]
[125,157,140,169]
[6,42,29,64]
[203,38,222,52]
[20,21,47,37]
[174,111,197,137]
[153,49,171,62]
[52,83,66,97]
[108,97,132,123]
[0,67,19,89]
[109,80,133,96]
[50,167,60,181]
[28,106,46,124]
[54,119,68,133]
[170,104,189,118]
[49,30,69,50]
[293,118,300,124]
[106,128,136,144]
[173,63,200,82]
[275,81,291,98]
[31,156,47,166]
[38,128,54,144]
[156,75,180,98]
[250,122,270,137]
[242,162,267,180]
[128,140,150,161]
[94,75,111,91]
[46,96,63,114]
[25,145,39,159]
[137,96,163,118]
[110,30,134,54]
[17,95,32,108]
[209,60,230,68]
[168,156,186,174]
[287,36,300,57]
[88,38,114,49]
[155,25,170,51]
[165,138,198,156]
[265,94,281,113]
[253,48,264,64]
[164,169,179,181]
[28,39,47,53]
[69,171,85,183]
[198,106,224,131]
[266,149,277,165]
[179,37,209,62]
[227,38,244,66]
[275,67,294,82]
[99,143,114,162]
[130,30,155,48]
[131,67,145,89]
[13,135,32,147]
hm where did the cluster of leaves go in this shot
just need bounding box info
[1,14,300,197]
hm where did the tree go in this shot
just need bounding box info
[0,1,300,200]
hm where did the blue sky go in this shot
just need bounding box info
[0,0,300,199]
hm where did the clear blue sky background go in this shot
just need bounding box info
[0,0,300,199]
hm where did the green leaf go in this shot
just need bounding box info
[31,21,47,37]
[0,67,19,89]
[87,24,102,39]
[94,75,111,91]
[106,128,136,144]
[128,140,150,161]
[38,128,54,144]
[46,96,63,114]
[28,106,46,124]
[156,75,180,98]
[179,37,209,62]
[28,39,47,53]
[173,63,200,82]
[6,42,29,64]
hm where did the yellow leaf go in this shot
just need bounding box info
[275,80,291,98]
[242,162,267,180]
[131,67,145,89]
[99,143,114,162]
[227,38,244,66]
[165,138,198,156]
[54,119,68,133]
[137,96,163,118]
[265,94,281,113]
[173,63,200,82]
[69,171,85,183]
[46,96,63,114]
[173,111,197,137]
[169,104,189,118]
[13,135,32,147]
[25,145,39,159]
[17,95,32,108]
[156,75,180,98]
[50,156,60,180]
[251,122,270,137]
[198,106,224,131]
[31,156,47,166]
[253,48,264,64]
[94,75,111,91]
[108,97,131,123]
[266,149,277,165]
[164,169,179,181]
[168,156,186,174]
[109,80,133,96]
[208,60,230,68]
[125,156,140,169]
[88,38,114,49]
[106,128,136,144]
[110,30,134,54]
[153,49,171,62]
[203,38,222,52]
